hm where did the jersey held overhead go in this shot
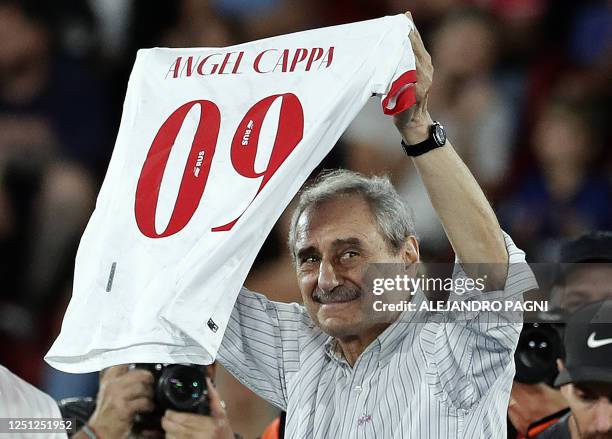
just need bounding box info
[46,14,417,372]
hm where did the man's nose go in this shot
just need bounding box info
[318,259,341,292]
[591,400,612,432]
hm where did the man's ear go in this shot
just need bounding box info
[402,235,420,265]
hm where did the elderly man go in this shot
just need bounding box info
[217,14,536,438]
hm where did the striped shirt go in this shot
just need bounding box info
[218,233,537,438]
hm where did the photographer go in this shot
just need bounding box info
[62,364,237,439]
[536,300,612,438]
[556,231,612,313]
[509,231,612,437]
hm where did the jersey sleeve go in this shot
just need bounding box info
[371,14,418,115]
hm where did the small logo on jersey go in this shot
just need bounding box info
[242,120,254,146]
[193,150,205,177]
[587,332,612,348]
[357,414,372,427]
[207,318,219,333]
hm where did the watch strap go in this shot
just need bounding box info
[401,122,446,157]
[401,138,442,157]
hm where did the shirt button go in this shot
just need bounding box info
[354,385,362,393]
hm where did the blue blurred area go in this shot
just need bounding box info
[41,366,99,400]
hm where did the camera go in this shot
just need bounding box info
[130,363,210,432]
[514,322,565,384]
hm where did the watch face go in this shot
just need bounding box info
[433,123,446,146]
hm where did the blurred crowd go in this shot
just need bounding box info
[0,0,610,437]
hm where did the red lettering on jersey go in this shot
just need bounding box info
[290,49,308,72]
[305,48,323,71]
[254,49,277,73]
[166,57,182,79]
[273,49,290,72]
[219,51,244,74]
[196,53,218,75]
[322,47,334,68]
[212,93,304,231]
[135,100,221,238]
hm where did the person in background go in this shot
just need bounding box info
[259,412,285,439]
[509,382,568,439]
[509,231,612,438]
[62,364,239,439]
[556,231,612,313]
[0,1,104,389]
[499,95,611,261]
[535,300,612,439]
[0,0,108,300]
[427,7,515,193]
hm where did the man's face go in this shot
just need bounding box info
[563,265,612,312]
[293,195,417,340]
[561,382,612,439]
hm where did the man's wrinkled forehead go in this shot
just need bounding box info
[294,205,315,245]
[293,204,337,253]
[293,195,374,243]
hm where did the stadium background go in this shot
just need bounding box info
[0,0,610,437]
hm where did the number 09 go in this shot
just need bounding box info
[134,93,304,238]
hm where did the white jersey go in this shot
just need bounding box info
[0,365,68,438]
[46,14,417,372]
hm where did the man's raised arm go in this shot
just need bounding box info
[395,13,507,284]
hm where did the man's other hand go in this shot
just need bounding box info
[88,365,154,439]
[394,11,434,145]
[162,377,234,439]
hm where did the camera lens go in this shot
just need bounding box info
[514,323,563,384]
[158,365,207,411]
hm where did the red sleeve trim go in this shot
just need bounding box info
[381,69,417,115]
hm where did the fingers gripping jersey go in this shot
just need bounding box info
[46,14,417,372]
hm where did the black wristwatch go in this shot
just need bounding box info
[401,121,447,157]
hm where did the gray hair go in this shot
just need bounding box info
[288,169,417,261]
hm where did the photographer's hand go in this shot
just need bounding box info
[86,365,155,439]
[162,377,234,439]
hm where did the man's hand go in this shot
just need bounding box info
[393,11,434,145]
[87,365,154,439]
[162,377,234,439]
